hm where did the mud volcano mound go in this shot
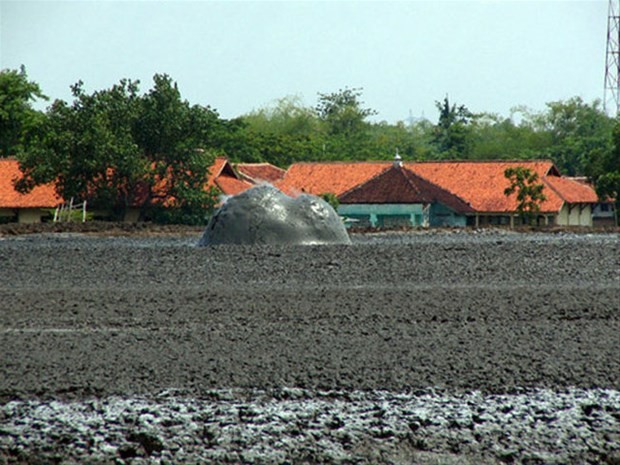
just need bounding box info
[198,184,351,246]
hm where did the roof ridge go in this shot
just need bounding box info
[286,159,557,169]
[210,157,231,179]
[236,162,281,167]
[404,167,473,209]
[338,165,393,198]
[406,159,554,165]
[400,167,428,199]
[541,176,565,203]
[542,175,599,204]
[289,160,392,166]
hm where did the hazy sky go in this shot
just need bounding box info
[0,0,609,123]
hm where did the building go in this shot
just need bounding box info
[276,161,389,198]
[0,159,60,223]
[235,162,286,185]
[543,175,601,227]
[278,159,604,227]
[206,157,254,198]
[410,161,599,227]
[567,177,617,227]
[338,162,474,227]
[592,202,618,226]
[1,157,254,224]
[124,157,254,222]
[2,154,608,227]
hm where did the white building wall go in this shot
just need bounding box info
[556,204,592,227]
[18,209,45,224]
[556,204,568,225]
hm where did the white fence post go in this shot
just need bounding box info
[67,198,74,222]
[53,198,88,223]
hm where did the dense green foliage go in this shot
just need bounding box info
[431,96,475,159]
[319,192,340,211]
[11,72,222,222]
[589,121,620,215]
[1,67,618,224]
[238,92,617,178]
[0,66,47,158]
[504,167,547,224]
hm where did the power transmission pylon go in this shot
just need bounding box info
[605,0,620,116]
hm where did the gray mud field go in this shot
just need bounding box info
[0,231,619,464]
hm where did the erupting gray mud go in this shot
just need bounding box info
[198,184,351,246]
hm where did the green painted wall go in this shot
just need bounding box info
[339,203,426,228]
[339,202,467,228]
[429,203,467,227]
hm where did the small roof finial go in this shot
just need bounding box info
[394,149,402,167]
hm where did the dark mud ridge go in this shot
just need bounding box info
[0,232,619,464]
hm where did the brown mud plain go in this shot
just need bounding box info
[0,229,619,464]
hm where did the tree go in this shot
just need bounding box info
[17,74,223,223]
[0,66,47,157]
[469,112,550,160]
[231,96,324,166]
[16,79,146,218]
[504,167,547,225]
[319,192,339,211]
[316,87,376,137]
[366,121,422,161]
[527,98,614,176]
[315,87,377,160]
[587,121,620,224]
[243,95,319,137]
[431,96,474,159]
[135,74,221,223]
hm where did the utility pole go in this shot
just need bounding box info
[605,0,620,116]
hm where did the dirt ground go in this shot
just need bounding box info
[0,230,619,464]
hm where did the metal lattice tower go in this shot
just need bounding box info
[605,0,620,116]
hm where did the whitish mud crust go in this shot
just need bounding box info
[2,388,619,465]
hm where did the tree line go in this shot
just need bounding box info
[1,66,619,223]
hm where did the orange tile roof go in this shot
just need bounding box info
[278,159,601,214]
[215,174,253,196]
[276,162,390,196]
[340,165,475,213]
[408,161,564,213]
[208,157,253,196]
[543,175,599,204]
[206,157,231,191]
[235,163,286,184]
[339,165,429,204]
[143,157,253,206]
[0,159,61,208]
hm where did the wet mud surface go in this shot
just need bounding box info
[199,185,350,245]
[0,231,619,464]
